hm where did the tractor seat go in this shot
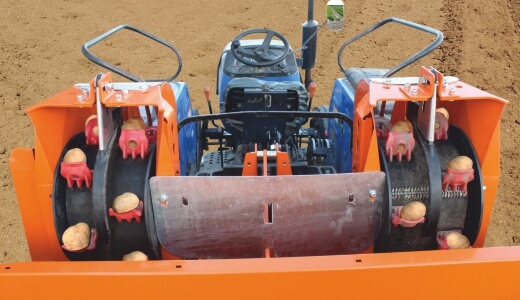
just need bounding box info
[345,68,391,117]
[221,78,309,143]
[345,68,389,89]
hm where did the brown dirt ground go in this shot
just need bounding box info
[0,0,519,263]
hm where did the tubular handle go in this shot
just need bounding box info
[338,17,444,77]
[82,24,183,82]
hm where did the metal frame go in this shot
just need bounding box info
[82,24,183,82]
[2,247,520,298]
[337,17,444,77]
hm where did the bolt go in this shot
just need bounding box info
[369,190,377,198]
[420,76,426,86]
[160,194,167,203]
[404,83,410,91]
[116,94,122,102]
[411,87,418,96]
[123,89,129,95]
[449,87,456,95]
[76,94,84,102]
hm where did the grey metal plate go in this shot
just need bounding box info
[417,80,438,142]
[150,172,385,259]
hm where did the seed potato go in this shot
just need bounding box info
[63,148,87,163]
[446,232,470,249]
[447,156,473,171]
[122,117,146,130]
[122,251,148,261]
[391,120,413,132]
[400,201,426,221]
[113,192,140,213]
[62,222,90,251]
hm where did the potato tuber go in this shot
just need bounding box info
[446,232,470,249]
[447,156,473,171]
[113,192,140,213]
[63,148,87,163]
[400,201,426,221]
[122,251,148,261]
[62,222,90,251]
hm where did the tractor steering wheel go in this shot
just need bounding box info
[230,29,290,67]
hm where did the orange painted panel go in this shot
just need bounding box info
[2,247,520,298]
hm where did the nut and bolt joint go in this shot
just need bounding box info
[449,87,456,95]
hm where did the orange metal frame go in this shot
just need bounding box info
[242,144,292,176]
[5,69,519,297]
[2,247,520,298]
[9,73,181,261]
[352,67,507,247]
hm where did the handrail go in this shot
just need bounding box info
[337,17,444,78]
[178,111,353,132]
[82,24,183,82]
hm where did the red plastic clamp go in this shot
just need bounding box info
[434,112,449,141]
[375,117,391,140]
[436,231,451,249]
[61,228,97,252]
[442,168,475,192]
[85,117,99,145]
[146,126,157,144]
[385,131,416,162]
[391,206,425,228]
[119,129,149,159]
[108,201,144,223]
[60,162,93,189]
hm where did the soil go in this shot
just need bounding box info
[0,0,519,263]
